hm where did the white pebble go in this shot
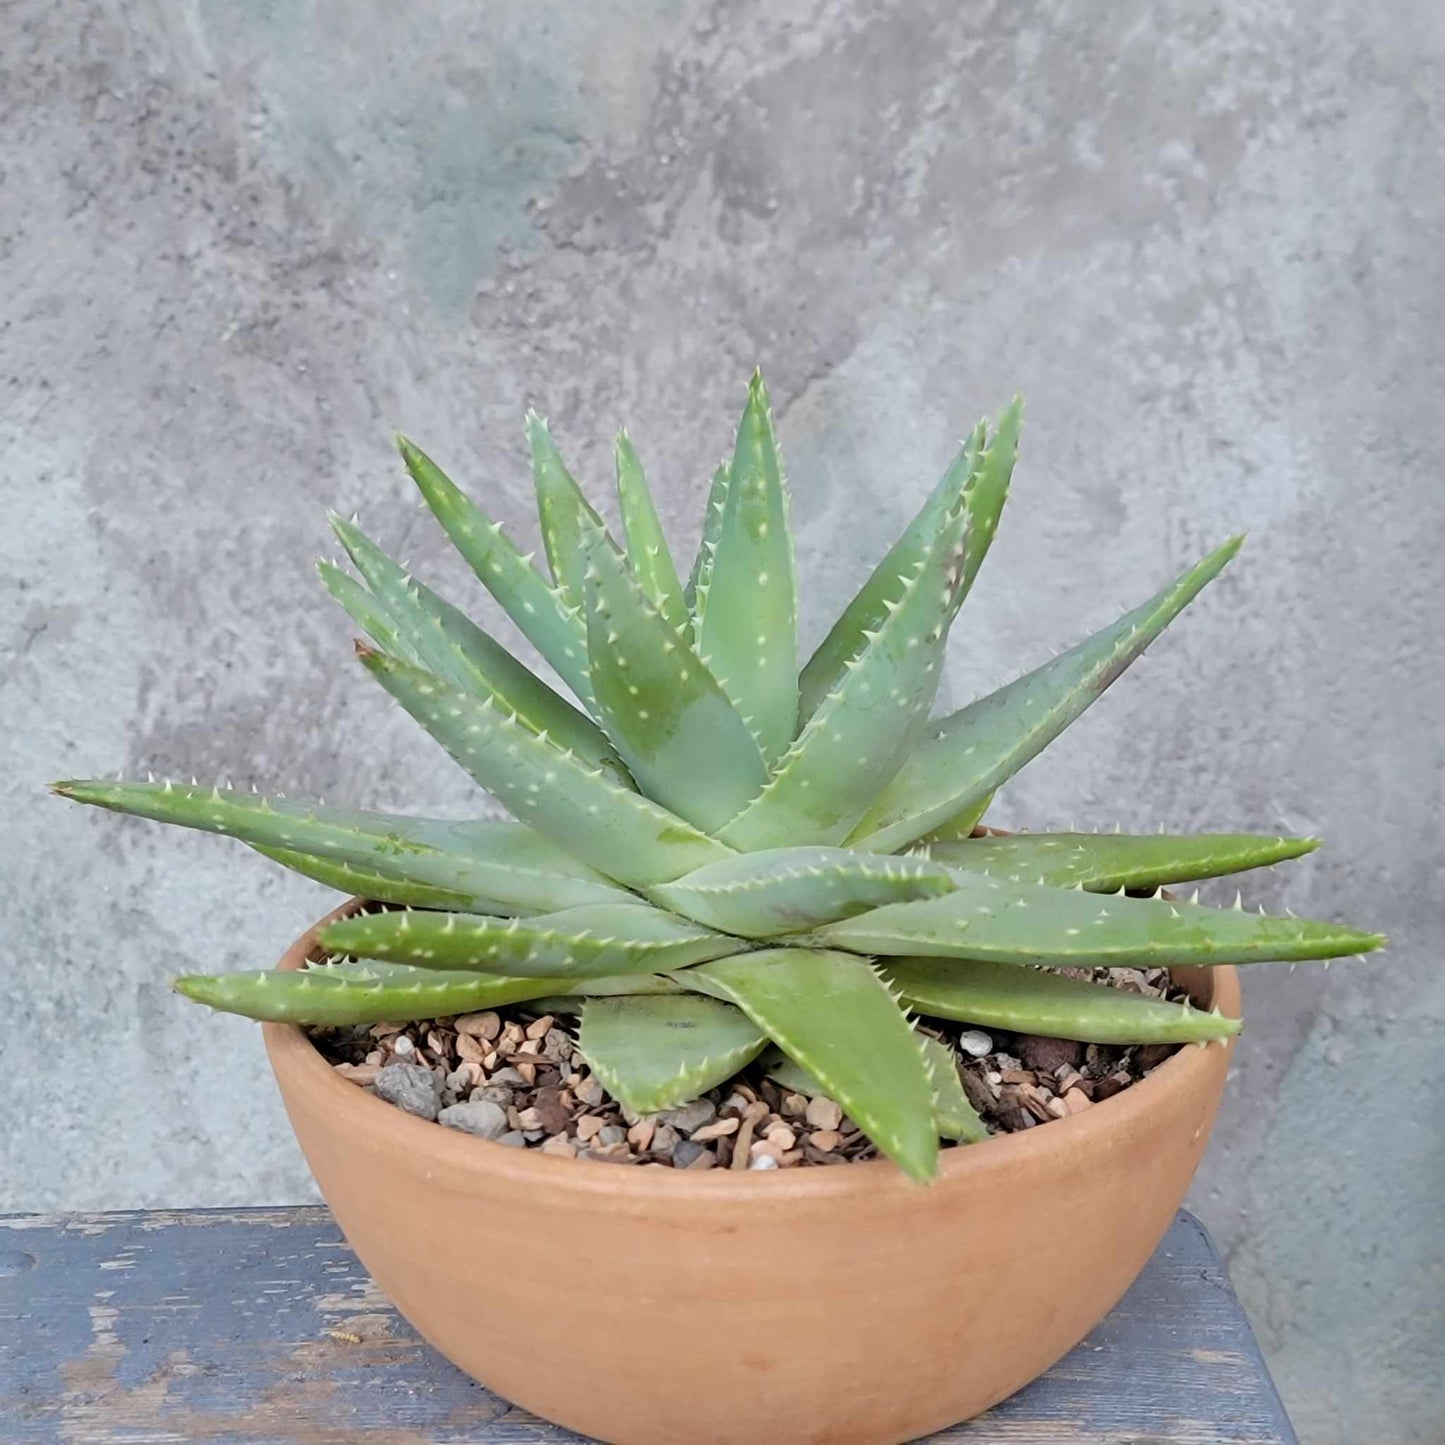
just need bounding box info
[393,1036,414,1057]
[958,1030,993,1058]
[749,1153,780,1171]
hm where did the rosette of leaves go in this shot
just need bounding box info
[53,376,1383,1180]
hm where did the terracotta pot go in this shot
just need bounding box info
[265,901,1239,1445]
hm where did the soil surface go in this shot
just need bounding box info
[311,966,1193,1169]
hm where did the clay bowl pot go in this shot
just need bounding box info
[265,899,1238,1445]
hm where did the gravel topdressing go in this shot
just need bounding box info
[311,966,1193,1169]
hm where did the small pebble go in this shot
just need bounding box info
[1016,1035,1085,1073]
[373,1063,441,1121]
[749,1153,779,1171]
[456,1011,501,1041]
[764,1123,797,1151]
[659,1098,717,1135]
[540,1135,576,1159]
[957,1029,994,1058]
[575,1075,606,1107]
[691,1117,739,1142]
[437,1100,508,1140]
[672,1139,707,1168]
[810,1129,841,1152]
[597,1124,628,1147]
[495,1131,528,1149]
[804,1097,843,1131]
[649,1124,680,1155]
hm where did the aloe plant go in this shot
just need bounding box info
[52,373,1384,1182]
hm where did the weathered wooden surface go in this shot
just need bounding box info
[0,1207,1293,1443]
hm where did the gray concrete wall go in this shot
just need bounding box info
[5,2,1442,1437]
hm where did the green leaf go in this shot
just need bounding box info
[321,902,747,977]
[919,790,995,843]
[251,846,480,911]
[528,413,611,614]
[759,1049,820,1097]
[503,974,690,1014]
[578,995,768,1114]
[328,516,625,776]
[920,1036,989,1143]
[316,560,424,667]
[797,400,1018,725]
[315,959,688,999]
[685,461,730,621]
[798,422,983,721]
[398,435,594,707]
[952,398,1019,626]
[174,963,568,1025]
[718,494,972,851]
[358,646,735,886]
[694,373,798,763]
[692,948,938,1182]
[50,780,627,913]
[615,431,689,632]
[848,536,1246,852]
[885,956,1242,1045]
[648,846,957,938]
[926,831,1320,892]
[816,872,1386,967]
[580,526,768,830]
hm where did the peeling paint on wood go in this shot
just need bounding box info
[0,1208,1293,1442]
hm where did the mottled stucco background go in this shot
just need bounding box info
[5,2,1442,1438]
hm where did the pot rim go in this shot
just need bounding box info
[264,898,1240,1201]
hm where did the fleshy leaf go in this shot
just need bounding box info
[580,526,768,830]
[797,401,1017,723]
[691,948,938,1182]
[321,902,746,977]
[885,957,1241,1045]
[694,373,798,763]
[398,435,594,707]
[816,873,1386,967]
[849,537,1246,852]
[920,790,995,843]
[252,846,479,911]
[926,831,1320,892]
[797,422,983,721]
[685,461,730,622]
[316,560,424,667]
[529,413,610,614]
[615,431,689,632]
[719,494,972,851]
[50,780,627,914]
[578,995,768,1114]
[329,516,624,776]
[358,647,734,886]
[175,963,574,1025]
[648,846,957,939]
[920,1036,989,1143]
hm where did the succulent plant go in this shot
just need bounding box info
[52,374,1384,1181]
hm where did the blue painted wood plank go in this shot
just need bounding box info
[0,1207,1293,1442]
